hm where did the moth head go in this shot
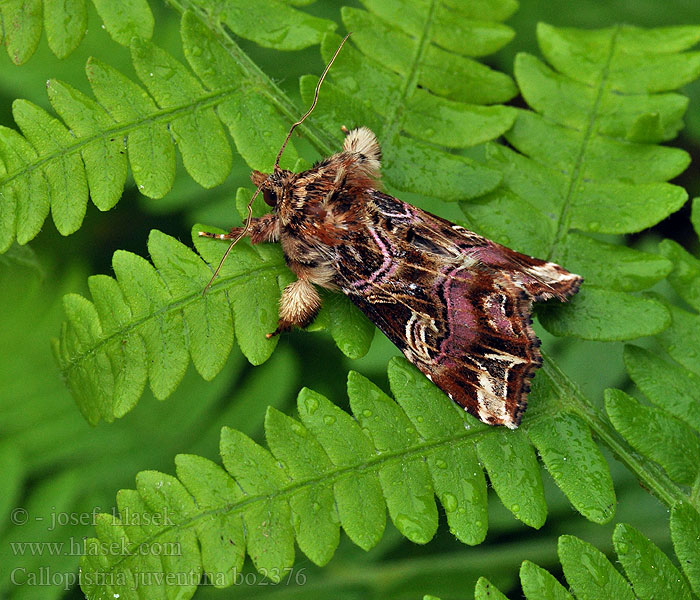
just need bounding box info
[250,169,295,208]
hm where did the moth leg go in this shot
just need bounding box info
[267,279,321,339]
[198,214,279,245]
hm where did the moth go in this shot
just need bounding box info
[200,37,582,429]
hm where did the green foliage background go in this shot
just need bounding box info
[1,1,699,599]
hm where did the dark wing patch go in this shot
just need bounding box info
[325,192,580,428]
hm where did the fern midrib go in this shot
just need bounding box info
[546,25,620,261]
[60,261,286,375]
[380,0,438,145]
[91,419,496,573]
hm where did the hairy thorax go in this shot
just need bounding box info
[277,157,369,290]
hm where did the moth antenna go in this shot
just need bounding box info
[273,32,352,170]
[200,186,262,295]
[201,32,351,295]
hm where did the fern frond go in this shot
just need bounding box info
[0,0,330,65]
[0,0,154,63]
[469,523,698,600]
[602,234,700,500]
[297,0,519,202]
[79,357,626,598]
[464,23,700,342]
[0,245,304,597]
[54,227,289,424]
[0,6,336,253]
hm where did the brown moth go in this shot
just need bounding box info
[200,37,582,428]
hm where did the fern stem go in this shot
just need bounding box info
[541,352,685,509]
[164,0,339,158]
[379,0,437,146]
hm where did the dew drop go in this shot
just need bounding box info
[442,493,458,512]
[323,414,336,425]
[291,423,306,437]
[362,409,372,418]
[435,459,447,469]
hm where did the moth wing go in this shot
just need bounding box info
[330,192,581,428]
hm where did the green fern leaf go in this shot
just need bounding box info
[130,37,233,189]
[87,56,178,198]
[14,98,90,234]
[475,577,510,600]
[652,237,700,376]
[294,0,519,203]
[606,389,700,486]
[0,5,334,252]
[46,80,128,211]
[1,0,43,64]
[78,356,633,597]
[528,412,615,523]
[44,0,88,59]
[187,0,335,50]
[520,560,573,600]
[476,428,545,528]
[55,228,285,424]
[623,345,700,432]
[0,0,154,64]
[602,237,700,506]
[462,525,699,600]
[464,23,700,342]
[671,503,700,595]
[658,238,700,311]
[91,0,154,46]
[389,358,490,542]
[559,532,652,600]
[692,196,700,235]
[614,523,694,600]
